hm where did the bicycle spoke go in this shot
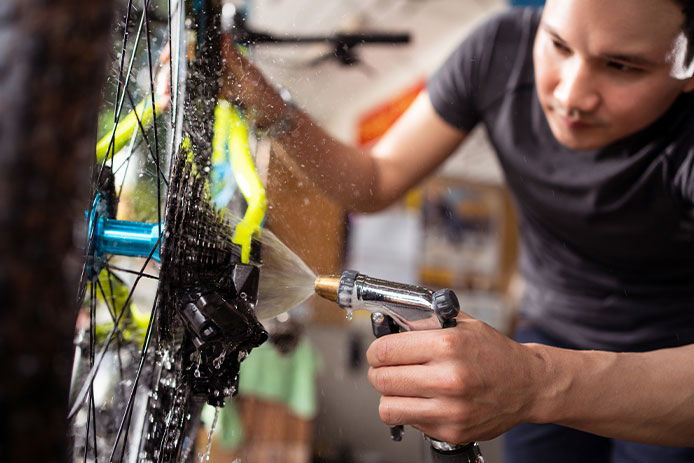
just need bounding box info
[83,407,89,463]
[108,0,135,176]
[89,280,98,463]
[103,86,171,197]
[105,269,121,314]
[167,0,175,166]
[167,0,186,180]
[83,390,92,463]
[100,261,160,280]
[123,87,170,188]
[104,0,141,167]
[90,263,157,462]
[68,238,161,420]
[99,5,146,181]
[113,0,134,141]
[143,0,165,232]
[102,270,128,390]
[114,123,141,204]
[109,293,159,462]
[81,279,98,463]
[90,283,99,463]
[77,264,91,308]
[96,273,118,323]
[91,391,99,463]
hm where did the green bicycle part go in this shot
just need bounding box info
[214,99,267,263]
[91,269,149,345]
[95,97,164,163]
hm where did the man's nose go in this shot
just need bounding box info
[553,57,600,114]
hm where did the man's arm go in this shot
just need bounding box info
[531,339,694,445]
[365,312,694,446]
[221,37,467,212]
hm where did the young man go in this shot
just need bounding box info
[222,0,694,460]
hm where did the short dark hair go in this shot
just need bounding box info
[672,0,694,63]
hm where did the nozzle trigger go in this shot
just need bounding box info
[370,312,404,441]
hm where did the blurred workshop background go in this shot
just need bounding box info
[206,1,544,462]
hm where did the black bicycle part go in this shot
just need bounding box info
[140,0,268,460]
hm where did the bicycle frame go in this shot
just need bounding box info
[91,96,267,267]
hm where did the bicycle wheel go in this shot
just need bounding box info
[69,1,267,462]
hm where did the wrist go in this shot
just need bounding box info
[521,342,566,424]
[254,102,297,138]
[251,86,298,137]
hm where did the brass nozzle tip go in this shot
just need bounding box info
[314,275,340,302]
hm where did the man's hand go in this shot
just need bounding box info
[220,34,288,129]
[366,312,543,444]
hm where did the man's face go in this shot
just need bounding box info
[534,0,694,150]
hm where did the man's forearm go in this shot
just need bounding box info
[270,106,393,212]
[527,342,694,445]
[221,38,386,212]
[221,35,467,213]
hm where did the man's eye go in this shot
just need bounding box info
[607,61,642,73]
[551,39,570,54]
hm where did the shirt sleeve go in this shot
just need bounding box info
[427,8,533,132]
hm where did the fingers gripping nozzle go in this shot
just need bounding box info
[314,271,481,461]
[367,287,459,444]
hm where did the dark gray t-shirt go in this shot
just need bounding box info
[428,7,694,351]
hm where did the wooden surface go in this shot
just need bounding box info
[264,144,347,324]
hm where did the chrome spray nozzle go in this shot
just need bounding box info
[314,270,460,331]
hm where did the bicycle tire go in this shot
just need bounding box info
[0,1,114,462]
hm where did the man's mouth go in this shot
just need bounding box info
[560,115,591,129]
[549,104,601,130]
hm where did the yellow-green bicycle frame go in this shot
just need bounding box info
[95,97,267,264]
